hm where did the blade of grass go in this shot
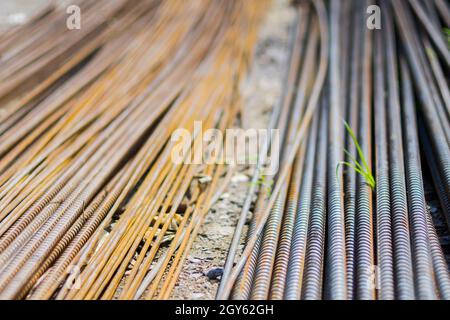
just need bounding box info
[341,121,375,189]
[336,161,367,178]
[444,28,450,46]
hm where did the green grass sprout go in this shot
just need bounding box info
[444,27,450,46]
[249,174,273,197]
[336,121,375,190]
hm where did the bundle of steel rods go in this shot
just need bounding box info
[0,0,268,299]
[1,0,449,301]
[218,0,450,300]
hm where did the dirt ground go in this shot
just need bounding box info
[170,0,295,300]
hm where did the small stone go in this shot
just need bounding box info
[245,211,253,224]
[191,292,204,299]
[219,193,230,200]
[198,175,212,184]
[231,173,249,183]
[188,257,201,264]
[206,267,223,280]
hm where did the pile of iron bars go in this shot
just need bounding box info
[218,0,450,300]
[0,0,268,299]
[1,0,450,301]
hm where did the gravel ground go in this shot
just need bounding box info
[170,0,295,300]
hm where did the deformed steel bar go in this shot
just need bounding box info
[384,3,415,299]
[373,28,394,300]
[400,59,436,299]
[325,0,347,300]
